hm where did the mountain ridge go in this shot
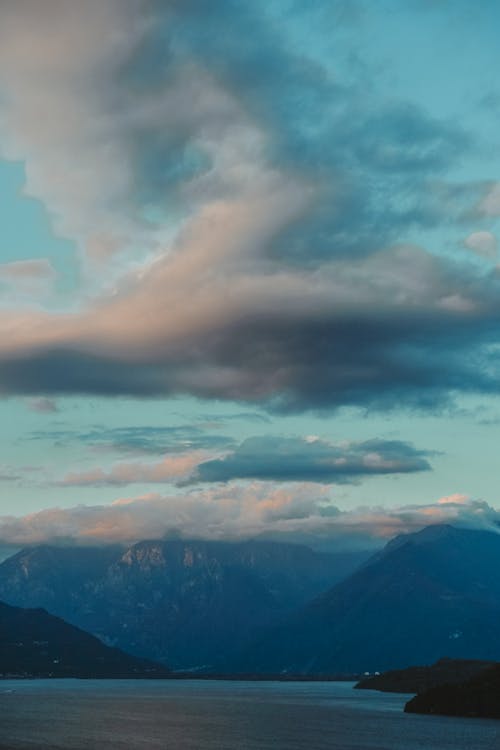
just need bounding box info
[233,524,500,674]
[0,599,170,678]
[0,538,368,669]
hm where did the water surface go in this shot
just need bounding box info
[0,679,499,749]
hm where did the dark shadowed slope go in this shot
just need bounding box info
[0,600,169,678]
[405,664,500,718]
[355,658,497,694]
[0,539,368,669]
[235,525,500,674]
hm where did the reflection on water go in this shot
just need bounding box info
[0,679,499,750]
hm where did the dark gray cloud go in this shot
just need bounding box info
[193,436,433,484]
[4,262,500,413]
[134,1,472,263]
[0,471,20,482]
[0,1,498,414]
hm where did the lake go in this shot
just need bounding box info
[0,679,499,749]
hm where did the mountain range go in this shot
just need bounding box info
[234,525,500,673]
[0,539,365,670]
[2,525,500,675]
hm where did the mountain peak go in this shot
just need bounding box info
[379,523,486,558]
[0,538,364,670]
[237,523,500,674]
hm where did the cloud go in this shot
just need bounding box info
[0,0,155,283]
[28,424,235,454]
[2,239,500,412]
[192,436,433,484]
[0,488,497,550]
[0,483,335,547]
[478,183,500,217]
[0,1,498,413]
[0,259,56,301]
[437,493,469,505]
[26,397,58,414]
[60,450,208,487]
[0,259,55,281]
[0,467,20,482]
[464,231,498,259]
[55,435,432,487]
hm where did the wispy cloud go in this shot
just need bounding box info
[0,467,21,482]
[28,424,235,454]
[464,231,498,259]
[25,397,58,414]
[60,450,209,487]
[0,259,56,303]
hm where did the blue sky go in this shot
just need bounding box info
[1,0,500,550]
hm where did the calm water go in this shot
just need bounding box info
[0,679,499,750]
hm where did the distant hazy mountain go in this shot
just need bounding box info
[0,600,169,678]
[235,525,500,674]
[0,539,366,669]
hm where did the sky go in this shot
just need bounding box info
[1,0,500,552]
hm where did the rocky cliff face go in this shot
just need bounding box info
[0,539,363,670]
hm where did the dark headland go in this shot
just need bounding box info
[355,658,497,694]
[0,600,170,679]
[405,664,500,719]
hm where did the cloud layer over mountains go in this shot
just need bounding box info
[0,490,497,551]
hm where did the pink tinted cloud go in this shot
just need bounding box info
[437,493,469,505]
[0,259,56,301]
[0,1,497,415]
[26,397,58,413]
[60,451,209,487]
[0,488,497,549]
